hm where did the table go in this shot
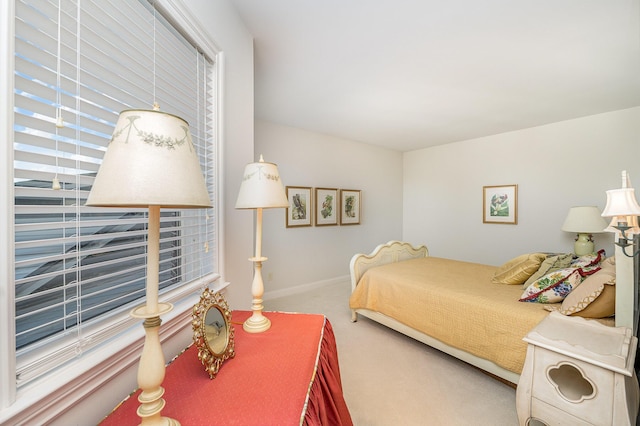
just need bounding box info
[101,311,353,426]
[516,311,639,425]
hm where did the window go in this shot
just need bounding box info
[12,0,218,386]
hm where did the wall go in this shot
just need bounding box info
[194,0,257,310]
[403,107,640,266]
[255,121,404,297]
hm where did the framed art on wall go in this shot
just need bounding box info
[315,188,339,226]
[286,186,312,227]
[483,184,518,224]
[340,189,361,225]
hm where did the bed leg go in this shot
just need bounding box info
[351,310,358,322]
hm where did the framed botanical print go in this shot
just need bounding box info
[315,188,339,226]
[483,184,518,224]
[340,189,361,225]
[286,186,312,227]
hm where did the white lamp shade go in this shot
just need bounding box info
[561,206,608,233]
[235,156,288,209]
[86,109,211,208]
[601,188,640,218]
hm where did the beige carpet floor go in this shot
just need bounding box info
[264,280,519,426]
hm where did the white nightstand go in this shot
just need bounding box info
[516,311,640,425]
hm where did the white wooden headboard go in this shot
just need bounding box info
[349,241,428,291]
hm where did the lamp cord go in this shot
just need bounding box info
[152,0,157,107]
[53,0,63,190]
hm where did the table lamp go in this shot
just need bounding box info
[235,155,288,333]
[561,206,608,255]
[86,108,211,425]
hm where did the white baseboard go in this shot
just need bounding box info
[263,275,349,301]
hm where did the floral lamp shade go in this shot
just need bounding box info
[86,109,211,209]
[235,155,288,209]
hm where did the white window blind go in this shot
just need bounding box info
[13,0,217,385]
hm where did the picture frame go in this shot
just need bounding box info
[315,188,339,226]
[286,186,312,227]
[340,189,361,225]
[192,288,235,379]
[483,184,518,224]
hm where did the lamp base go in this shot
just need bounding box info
[137,396,180,426]
[574,233,595,256]
[130,303,180,426]
[243,312,271,333]
[131,302,173,319]
[243,254,271,333]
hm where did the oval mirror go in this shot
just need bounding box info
[192,288,235,379]
[205,306,228,355]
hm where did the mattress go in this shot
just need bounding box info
[349,256,554,374]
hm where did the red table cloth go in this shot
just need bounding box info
[101,311,353,426]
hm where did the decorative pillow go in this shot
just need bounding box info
[558,258,615,318]
[519,267,595,304]
[570,249,605,271]
[491,253,547,285]
[598,255,615,272]
[522,253,574,289]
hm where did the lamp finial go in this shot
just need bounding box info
[622,170,630,188]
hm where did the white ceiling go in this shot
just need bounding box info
[229,0,640,152]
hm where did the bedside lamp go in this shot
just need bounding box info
[235,155,289,333]
[561,206,608,255]
[87,108,211,425]
[601,170,640,258]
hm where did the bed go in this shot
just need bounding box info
[349,241,629,384]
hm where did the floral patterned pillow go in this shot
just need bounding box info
[519,266,598,304]
[522,253,574,289]
[570,249,605,271]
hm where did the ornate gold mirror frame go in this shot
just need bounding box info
[192,288,235,378]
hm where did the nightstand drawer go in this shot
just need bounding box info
[530,397,593,425]
[531,350,613,425]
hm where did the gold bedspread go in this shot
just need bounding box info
[349,256,553,374]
